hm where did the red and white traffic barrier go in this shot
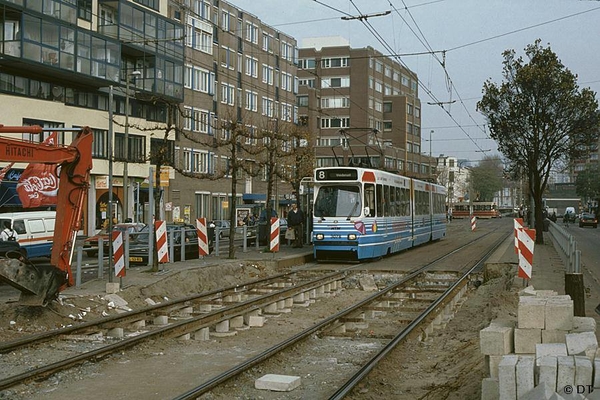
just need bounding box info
[517,227,536,280]
[155,220,169,263]
[514,218,524,254]
[470,214,477,231]
[196,218,209,256]
[112,231,125,278]
[269,217,280,252]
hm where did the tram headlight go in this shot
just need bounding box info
[347,234,357,240]
[315,233,324,240]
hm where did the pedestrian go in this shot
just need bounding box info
[1,221,18,242]
[287,202,304,248]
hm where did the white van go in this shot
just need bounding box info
[0,211,56,258]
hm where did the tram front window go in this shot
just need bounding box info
[314,186,361,218]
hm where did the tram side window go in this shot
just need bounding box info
[383,185,390,217]
[376,184,384,217]
[364,184,375,217]
[389,185,396,216]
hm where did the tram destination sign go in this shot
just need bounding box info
[316,169,358,181]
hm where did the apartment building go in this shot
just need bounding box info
[0,0,184,234]
[297,36,433,179]
[167,0,299,223]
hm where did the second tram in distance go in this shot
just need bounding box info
[312,167,447,261]
[451,201,500,219]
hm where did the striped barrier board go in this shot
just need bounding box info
[517,227,536,280]
[470,214,476,231]
[155,220,169,263]
[196,218,209,256]
[514,218,524,254]
[269,217,280,252]
[112,231,125,278]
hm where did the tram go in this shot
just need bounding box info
[312,167,447,261]
[451,201,500,219]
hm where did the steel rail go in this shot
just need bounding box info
[172,230,498,400]
[0,270,347,391]
[328,231,511,399]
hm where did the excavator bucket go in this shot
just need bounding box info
[0,259,66,306]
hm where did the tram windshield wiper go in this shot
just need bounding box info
[347,202,359,220]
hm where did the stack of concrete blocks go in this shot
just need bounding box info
[480,286,600,400]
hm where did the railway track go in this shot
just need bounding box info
[173,229,508,399]
[1,221,510,399]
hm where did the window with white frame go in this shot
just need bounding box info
[245,21,258,44]
[369,97,373,109]
[375,61,383,73]
[411,80,418,92]
[407,122,413,135]
[262,64,273,85]
[281,41,293,61]
[415,107,420,118]
[185,65,214,94]
[221,10,230,31]
[299,58,316,69]
[262,32,273,52]
[401,75,409,86]
[299,78,315,88]
[194,0,210,20]
[383,121,392,131]
[245,56,258,77]
[281,102,293,122]
[407,103,413,115]
[281,72,292,92]
[384,85,391,95]
[245,125,257,145]
[321,117,350,128]
[321,76,350,88]
[321,96,350,108]
[369,77,374,89]
[221,83,235,105]
[384,66,391,77]
[245,90,258,111]
[262,97,275,117]
[321,57,349,68]
[393,71,399,81]
[375,80,382,92]
[186,16,213,55]
[374,100,382,112]
[220,46,234,69]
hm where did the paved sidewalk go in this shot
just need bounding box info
[489,232,600,331]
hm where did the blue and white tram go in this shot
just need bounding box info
[312,167,447,261]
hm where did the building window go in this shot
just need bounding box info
[262,64,274,85]
[245,21,258,44]
[383,102,392,113]
[91,128,108,158]
[297,96,308,107]
[299,78,315,88]
[220,46,234,69]
[262,32,273,52]
[221,11,230,31]
[383,121,392,131]
[281,72,293,92]
[407,103,413,115]
[245,56,258,78]
[322,76,350,88]
[221,83,235,105]
[321,57,349,68]
[321,97,349,108]
[321,117,350,128]
[299,58,316,69]
[245,90,258,111]
[262,97,275,117]
[186,17,213,54]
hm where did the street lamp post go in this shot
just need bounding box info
[123,70,141,223]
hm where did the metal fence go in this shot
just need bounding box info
[547,219,581,274]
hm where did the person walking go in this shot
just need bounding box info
[1,221,18,242]
[287,202,304,248]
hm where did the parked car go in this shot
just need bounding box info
[211,220,231,239]
[279,217,288,239]
[83,223,146,257]
[578,212,598,228]
[128,223,212,265]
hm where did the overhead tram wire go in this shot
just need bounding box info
[341,0,490,155]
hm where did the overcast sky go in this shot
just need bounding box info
[230,0,600,164]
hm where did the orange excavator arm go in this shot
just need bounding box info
[0,125,93,305]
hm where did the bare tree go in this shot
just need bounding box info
[477,40,600,243]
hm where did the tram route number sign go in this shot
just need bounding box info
[316,169,358,181]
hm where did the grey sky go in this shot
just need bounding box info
[230,0,600,163]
